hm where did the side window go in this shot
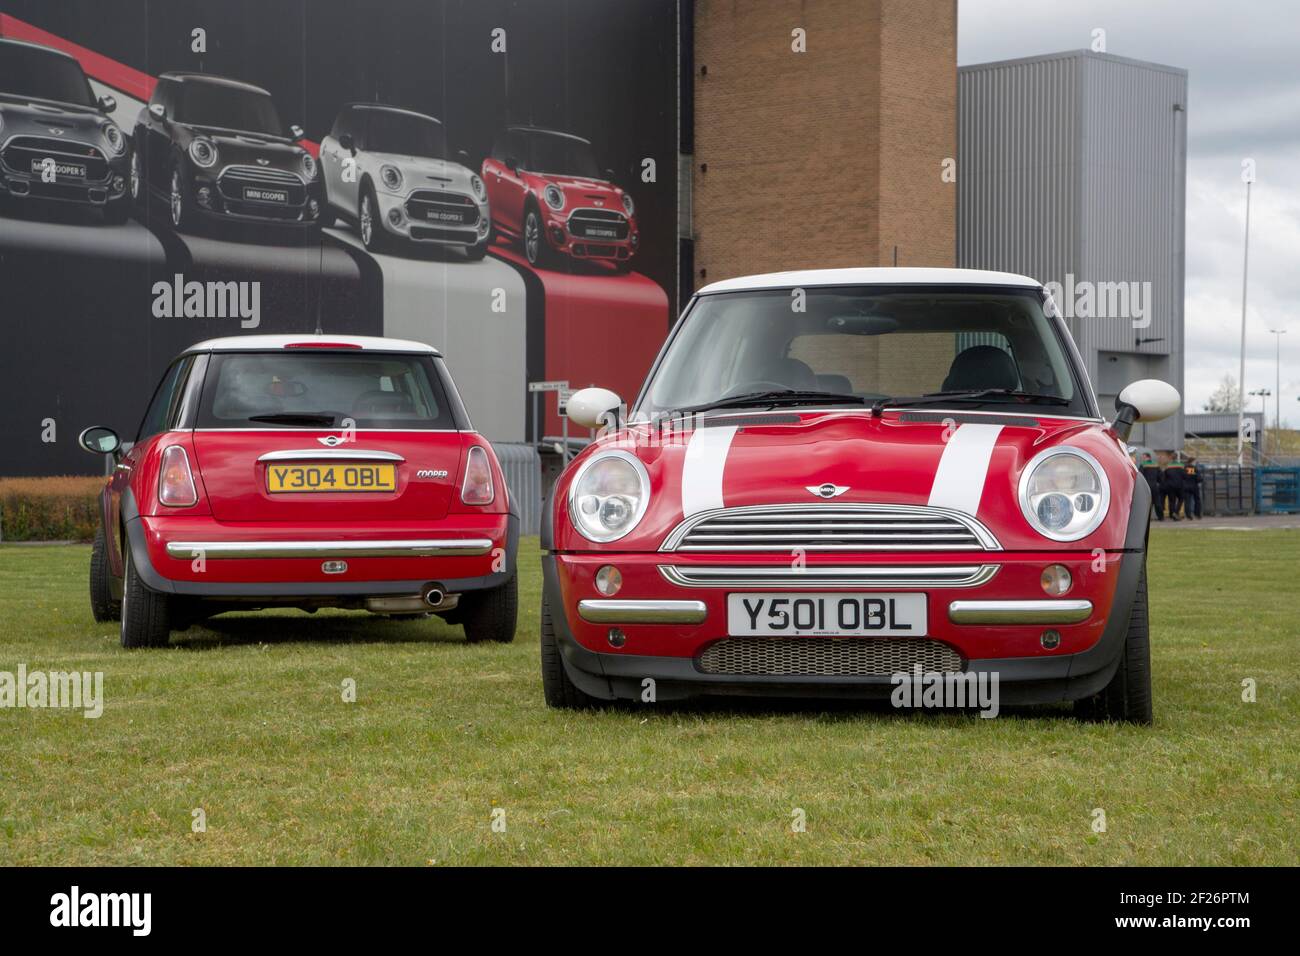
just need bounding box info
[354,109,369,150]
[136,357,193,442]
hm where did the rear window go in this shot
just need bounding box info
[196,351,456,430]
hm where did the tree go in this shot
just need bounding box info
[1203,374,1243,413]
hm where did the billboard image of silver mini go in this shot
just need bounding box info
[0,36,131,223]
[130,71,323,233]
[320,103,491,258]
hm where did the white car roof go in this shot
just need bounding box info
[186,334,440,355]
[697,267,1042,294]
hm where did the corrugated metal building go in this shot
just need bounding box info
[958,50,1187,449]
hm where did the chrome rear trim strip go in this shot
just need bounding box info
[256,449,406,462]
[165,538,493,559]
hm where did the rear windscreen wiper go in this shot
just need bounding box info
[246,413,338,427]
[665,389,868,418]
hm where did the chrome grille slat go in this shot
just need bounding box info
[219,165,303,186]
[697,638,963,677]
[662,503,1000,553]
[659,564,1000,588]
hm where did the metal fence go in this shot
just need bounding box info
[1255,468,1300,515]
[491,442,543,536]
[1201,467,1256,516]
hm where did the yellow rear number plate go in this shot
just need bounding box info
[267,463,396,493]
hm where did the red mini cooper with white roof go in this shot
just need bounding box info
[78,335,518,647]
[542,268,1180,722]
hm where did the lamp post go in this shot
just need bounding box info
[1267,328,1285,435]
[1236,169,1254,465]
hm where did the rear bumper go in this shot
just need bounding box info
[544,548,1143,705]
[125,509,517,602]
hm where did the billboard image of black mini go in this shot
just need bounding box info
[0,37,131,223]
[130,71,322,234]
[321,103,491,259]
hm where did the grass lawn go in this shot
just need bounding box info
[0,528,1295,866]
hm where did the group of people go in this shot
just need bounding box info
[1136,450,1203,520]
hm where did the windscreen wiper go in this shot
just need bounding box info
[665,389,868,418]
[246,413,338,427]
[869,389,1073,417]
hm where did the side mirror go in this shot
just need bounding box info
[148,102,165,120]
[290,124,306,140]
[567,387,623,430]
[604,167,616,183]
[504,155,521,173]
[457,148,471,164]
[338,133,355,152]
[1113,380,1181,441]
[98,94,117,113]
[78,426,121,456]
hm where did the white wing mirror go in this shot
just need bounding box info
[567,387,623,430]
[1113,379,1181,440]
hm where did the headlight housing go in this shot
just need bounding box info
[470,173,487,201]
[380,164,403,192]
[188,137,217,168]
[543,183,564,211]
[1018,446,1110,542]
[621,191,634,217]
[102,122,125,156]
[301,151,317,180]
[568,450,650,543]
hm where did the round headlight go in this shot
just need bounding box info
[621,192,634,217]
[470,173,487,201]
[102,122,125,156]
[301,151,317,180]
[188,138,217,168]
[1018,447,1110,541]
[544,183,564,211]
[568,451,650,543]
[380,164,403,192]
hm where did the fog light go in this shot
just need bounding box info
[1040,629,1061,650]
[607,627,626,648]
[595,565,622,596]
[1040,564,1072,595]
[387,207,403,226]
[477,217,490,236]
[196,186,211,207]
[548,224,565,245]
[112,175,125,192]
[308,198,319,217]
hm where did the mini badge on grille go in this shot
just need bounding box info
[807,483,849,499]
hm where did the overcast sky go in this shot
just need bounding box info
[958,0,1299,426]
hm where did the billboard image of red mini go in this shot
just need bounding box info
[542,269,1183,723]
[482,125,638,272]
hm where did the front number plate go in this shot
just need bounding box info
[267,463,396,493]
[727,592,927,637]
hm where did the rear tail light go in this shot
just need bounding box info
[460,446,494,505]
[159,445,199,507]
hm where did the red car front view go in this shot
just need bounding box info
[482,125,638,271]
[541,268,1181,722]
[79,335,519,648]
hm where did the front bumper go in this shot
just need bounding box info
[377,186,490,247]
[190,169,323,226]
[543,207,637,262]
[126,510,517,603]
[0,148,129,206]
[545,549,1142,704]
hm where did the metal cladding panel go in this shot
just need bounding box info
[959,50,1187,449]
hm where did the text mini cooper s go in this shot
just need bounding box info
[78,335,518,647]
[542,269,1180,722]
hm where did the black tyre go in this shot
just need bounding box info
[119,547,173,649]
[128,147,146,208]
[461,573,518,643]
[1076,564,1152,724]
[89,525,121,622]
[169,163,194,233]
[358,185,385,252]
[539,592,604,708]
[522,206,551,268]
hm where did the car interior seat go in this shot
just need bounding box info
[942,345,1021,393]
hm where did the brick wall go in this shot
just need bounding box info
[692,0,956,289]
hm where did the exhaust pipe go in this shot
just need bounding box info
[423,587,445,608]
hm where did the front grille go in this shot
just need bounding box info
[697,638,963,676]
[2,135,110,182]
[662,504,1000,553]
[568,207,629,240]
[405,190,478,226]
[217,165,306,206]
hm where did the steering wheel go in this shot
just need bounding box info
[720,380,789,399]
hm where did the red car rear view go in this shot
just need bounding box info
[78,335,519,647]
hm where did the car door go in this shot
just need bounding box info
[484,130,526,235]
[141,79,174,194]
[320,107,356,213]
